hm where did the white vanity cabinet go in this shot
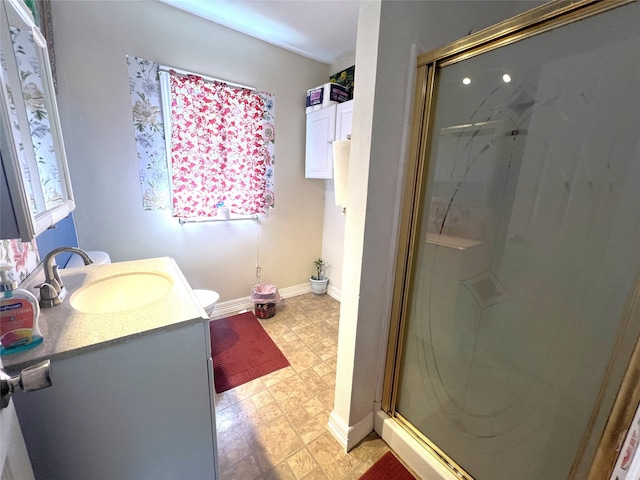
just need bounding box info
[4,257,219,480]
[12,322,218,480]
[0,0,75,242]
[305,100,353,179]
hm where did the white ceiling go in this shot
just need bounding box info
[158,0,360,65]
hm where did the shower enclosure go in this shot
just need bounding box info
[383,2,640,479]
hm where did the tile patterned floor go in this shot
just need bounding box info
[212,293,391,480]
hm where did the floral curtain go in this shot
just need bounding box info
[169,72,275,218]
[126,56,169,210]
[127,56,275,216]
[10,26,63,211]
[0,239,40,283]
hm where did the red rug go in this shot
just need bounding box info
[210,311,289,393]
[359,452,415,480]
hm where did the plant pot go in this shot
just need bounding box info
[310,276,329,295]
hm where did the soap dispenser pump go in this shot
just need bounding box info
[0,266,43,355]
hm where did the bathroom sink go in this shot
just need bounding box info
[70,272,173,313]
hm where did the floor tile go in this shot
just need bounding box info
[308,432,361,479]
[214,293,391,480]
[287,448,318,479]
[251,416,305,471]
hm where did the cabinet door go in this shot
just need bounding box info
[335,100,354,141]
[0,0,74,242]
[13,323,218,480]
[305,104,336,179]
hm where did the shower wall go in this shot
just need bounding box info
[393,3,640,479]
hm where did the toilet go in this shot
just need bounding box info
[65,250,112,268]
[193,289,220,316]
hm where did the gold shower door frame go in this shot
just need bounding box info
[382,1,640,479]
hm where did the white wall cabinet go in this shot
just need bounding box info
[12,321,218,480]
[305,104,336,178]
[0,0,75,242]
[335,100,354,143]
[305,100,353,179]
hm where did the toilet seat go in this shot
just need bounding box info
[193,289,220,316]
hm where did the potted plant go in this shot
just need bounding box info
[310,258,329,295]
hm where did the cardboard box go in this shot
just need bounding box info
[306,82,350,109]
[330,65,355,101]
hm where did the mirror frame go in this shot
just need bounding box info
[0,0,74,242]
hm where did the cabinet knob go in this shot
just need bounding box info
[327,140,333,144]
[0,360,52,409]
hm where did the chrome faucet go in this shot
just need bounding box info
[39,247,94,308]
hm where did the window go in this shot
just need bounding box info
[126,56,275,219]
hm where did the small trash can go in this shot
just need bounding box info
[250,284,281,319]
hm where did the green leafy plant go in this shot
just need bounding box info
[312,258,329,280]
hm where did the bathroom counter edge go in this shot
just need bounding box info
[2,257,208,371]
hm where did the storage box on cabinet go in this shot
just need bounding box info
[306,82,350,112]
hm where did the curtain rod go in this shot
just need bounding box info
[158,64,255,91]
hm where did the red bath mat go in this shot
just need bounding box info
[210,311,289,393]
[359,451,416,480]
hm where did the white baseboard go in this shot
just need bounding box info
[328,410,374,452]
[327,284,341,301]
[280,283,312,298]
[374,410,456,480]
[210,297,254,319]
[282,282,341,302]
[210,283,318,320]
[328,411,350,451]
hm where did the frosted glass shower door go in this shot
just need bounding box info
[392,3,640,480]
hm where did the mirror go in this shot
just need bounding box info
[0,0,74,241]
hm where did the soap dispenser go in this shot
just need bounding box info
[0,266,43,355]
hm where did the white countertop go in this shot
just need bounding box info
[2,257,207,371]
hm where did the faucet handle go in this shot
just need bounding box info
[39,283,62,308]
[51,265,63,292]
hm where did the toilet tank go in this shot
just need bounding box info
[64,251,111,268]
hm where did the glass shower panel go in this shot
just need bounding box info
[395,4,640,480]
